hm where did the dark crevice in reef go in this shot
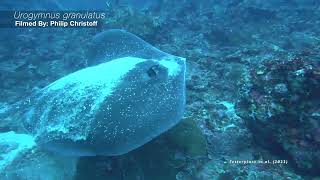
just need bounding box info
[243,115,320,176]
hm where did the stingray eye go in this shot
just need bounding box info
[147,65,160,78]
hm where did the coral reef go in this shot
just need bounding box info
[236,55,320,175]
[1,0,320,179]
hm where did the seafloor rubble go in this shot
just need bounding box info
[0,0,319,179]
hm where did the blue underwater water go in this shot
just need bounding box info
[0,0,320,180]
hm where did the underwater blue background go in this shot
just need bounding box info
[0,0,320,179]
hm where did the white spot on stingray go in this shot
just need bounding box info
[45,56,146,112]
[37,57,146,140]
[158,58,183,77]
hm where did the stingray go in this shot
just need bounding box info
[0,29,186,156]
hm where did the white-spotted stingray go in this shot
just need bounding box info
[2,30,186,156]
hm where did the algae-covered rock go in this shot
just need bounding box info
[76,118,207,180]
[165,117,207,157]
